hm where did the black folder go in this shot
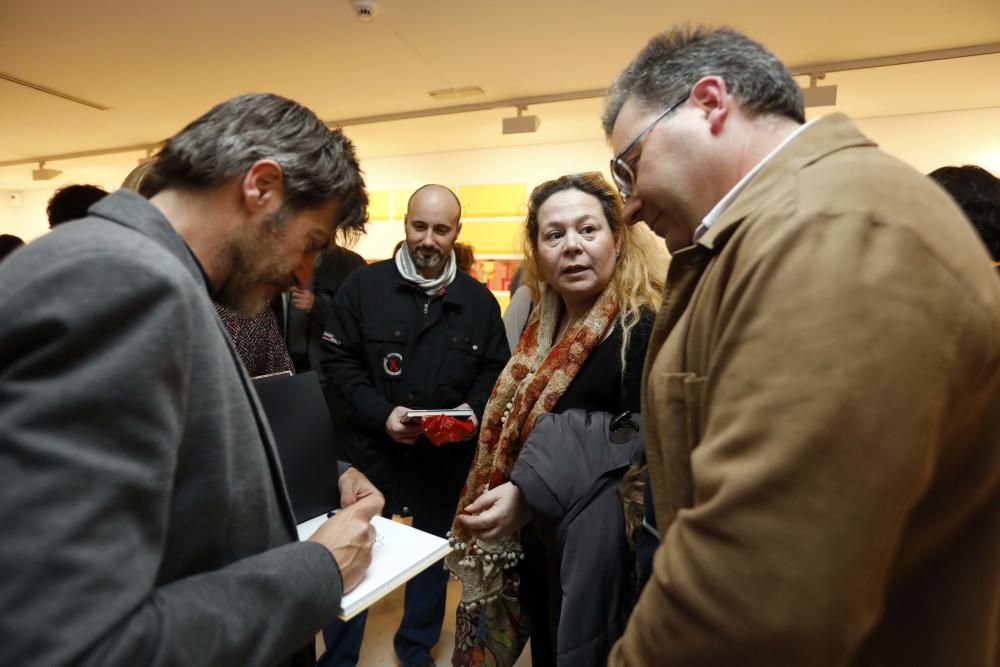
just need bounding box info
[253,371,339,523]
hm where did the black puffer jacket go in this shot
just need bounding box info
[511,409,644,667]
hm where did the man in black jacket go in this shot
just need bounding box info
[320,184,509,667]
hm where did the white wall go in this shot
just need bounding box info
[360,138,612,190]
[0,189,58,243]
[352,138,613,258]
[855,106,1000,175]
[3,106,998,252]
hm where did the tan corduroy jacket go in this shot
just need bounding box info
[611,114,1000,666]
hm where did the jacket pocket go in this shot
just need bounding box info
[362,320,407,379]
[649,372,706,516]
[441,328,484,387]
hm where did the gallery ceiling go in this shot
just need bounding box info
[1,0,998,190]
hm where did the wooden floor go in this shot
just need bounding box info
[316,550,532,666]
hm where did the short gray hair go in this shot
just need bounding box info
[149,93,368,244]
[603,26,804,136]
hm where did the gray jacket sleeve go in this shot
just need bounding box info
[0,244,342,667]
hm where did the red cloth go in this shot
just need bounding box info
[421,415,475,446]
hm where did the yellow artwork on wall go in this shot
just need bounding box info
[457,184,527,218]
[368,190,391,221]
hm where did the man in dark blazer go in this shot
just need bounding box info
[0,93,382,667]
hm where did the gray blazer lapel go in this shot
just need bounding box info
[212,313,301,538]
[93,189,302,539]
[89,190,205,286]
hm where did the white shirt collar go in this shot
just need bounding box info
[694,118,818,242]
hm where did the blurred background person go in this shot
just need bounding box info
[453,241,476,274]
[283,244,366,432]
[215,301,294,377]
[0,234,24,262]
[929,164,1000,270]
[122,160,161,197]
[46,184,108,228]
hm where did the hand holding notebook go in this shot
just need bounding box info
[308,500,382,592]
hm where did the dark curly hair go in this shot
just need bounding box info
[0,234,24,260]
[46,185,108,228]
[929,165,1000,262]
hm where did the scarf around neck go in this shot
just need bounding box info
[450,283,619,537]
[394,244,457,296]
[444,282,619,613]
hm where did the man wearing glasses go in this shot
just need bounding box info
[603,26,1000,666]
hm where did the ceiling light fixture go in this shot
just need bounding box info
[428,86,485,101]
[349,0,377,22]
[32,161,61,181]
[4,42,997,172]
[801,73,838,108]
[502,106,541,135]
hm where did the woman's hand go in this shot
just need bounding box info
[455,481,531,540]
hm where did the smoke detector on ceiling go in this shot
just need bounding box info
[349,0,378,22]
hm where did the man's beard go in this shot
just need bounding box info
[214,208,292,315]
[412,248,443,270]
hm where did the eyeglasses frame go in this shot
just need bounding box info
[609,92,690,199]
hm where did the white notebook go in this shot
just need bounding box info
[297,513,451,620]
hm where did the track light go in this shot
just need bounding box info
[802,73,838,108]
[32,161,61,181]
[502,106,541,135]
[429,86,485,101]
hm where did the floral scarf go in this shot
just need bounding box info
[445,284,619,666]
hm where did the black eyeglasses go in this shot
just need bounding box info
[609,92,689,199]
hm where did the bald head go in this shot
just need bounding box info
[404,184,463,279]
[407,184,462,221]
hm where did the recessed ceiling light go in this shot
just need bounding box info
[428,86,485,101]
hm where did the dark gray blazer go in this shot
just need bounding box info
[0,190,343,666]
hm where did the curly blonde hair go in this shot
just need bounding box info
[520,172,666,374]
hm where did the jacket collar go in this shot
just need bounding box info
[696,114,876,252]
[90,189,301,539]
[394,262,468,305]
[89,189,208,291]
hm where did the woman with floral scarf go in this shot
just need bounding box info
[445,173,666,666]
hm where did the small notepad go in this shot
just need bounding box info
[297,514,451,620]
